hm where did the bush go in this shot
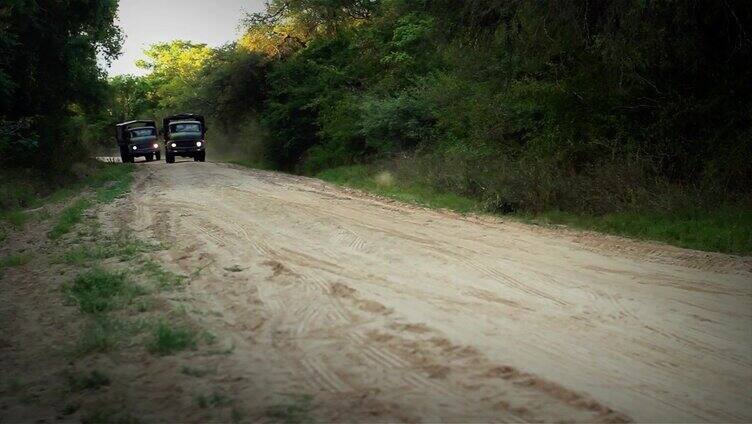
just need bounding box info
[148,321,197,356]
[359,91,435,155]
[64,269,141,314]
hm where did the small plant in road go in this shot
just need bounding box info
[148,321,197,355]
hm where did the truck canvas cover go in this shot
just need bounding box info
[116,120,158,145]
[163,114,206,140]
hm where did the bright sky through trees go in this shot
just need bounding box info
[108,0,265,76]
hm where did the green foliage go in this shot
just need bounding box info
[62,245,113,266]
[1,210,29,228]
[262,35,359,169]
[94,170,134,203]
[358,90,434,154]
[196,47,267,129]
[75,316,127,355]
[148,321,197,356]
[109,75,158,123]
[1,162,132,235]
[141,260,186,291]
[0,177,38,211]
[49,198,92,240]
[64,269,142,314]
[253,0,751,200]
[523,207,752,256]
[0,0,122,170]
[61,230,160,266]
[317,164,478,212]
[47,163,133,239]
[137,41,216,113]
[118,0,751,253]
[0,254,30,270]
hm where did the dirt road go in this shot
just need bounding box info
[113,161,752,421]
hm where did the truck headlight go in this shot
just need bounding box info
[196,141,202,147]
[171,143,177,148]
[132,146,137,150]
[153,143,159,149]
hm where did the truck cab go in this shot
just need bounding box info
[163,114,207,163]
[116,120,161,163]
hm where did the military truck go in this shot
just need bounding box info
[163,114,207,163]
[115,120,161,163]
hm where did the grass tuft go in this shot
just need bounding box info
[64,269,142,314]
[62,245,113,265]
[48,198,91,240]
[141,260,186,290]
[148,321,197,355]
[95,173,134,203]
[0,254,31,270]
[75,316,126,355]
[1,210,29,228]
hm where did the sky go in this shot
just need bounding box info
[108,0,266,76]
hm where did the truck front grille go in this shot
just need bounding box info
[175,140,196,148]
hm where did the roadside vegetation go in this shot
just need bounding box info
[0,254,31,278]
[2,1,749,254]
[0,159,241,421]
[1,162,134,237]
[1,1,122,181]
[62,231,201,359]
[318,165,479,213]
[316,163,752,255]
[77,0,749,255]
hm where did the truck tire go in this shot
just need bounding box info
[155,152,161,161]
[199,152,206,162]
[146,154,153,162]
[119,146,130,163]
[166,153,174,164]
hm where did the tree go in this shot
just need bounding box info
[110,75,158,123]
[136,41,215,113]
[0,0,122,170]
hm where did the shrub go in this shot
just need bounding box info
[64,269,141,314]
[148,321,197,355]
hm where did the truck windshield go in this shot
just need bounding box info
[170,123,201,133]
[130,128,156,138]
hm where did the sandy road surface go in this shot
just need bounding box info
[123,160,751,422]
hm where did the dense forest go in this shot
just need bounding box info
[0,0,121,172]
[2,0,751,225]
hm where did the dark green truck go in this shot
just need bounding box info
[115,120,161,163]
[163,114,207,163]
